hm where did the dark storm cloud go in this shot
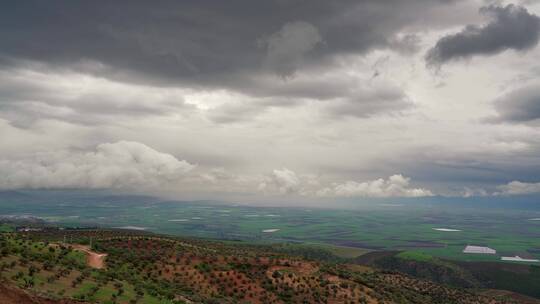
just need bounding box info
[490,84,540,123]
[426,4,540,66]
[0,0,468,124]
[0,1,458,90]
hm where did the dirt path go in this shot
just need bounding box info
[70,244,107,269]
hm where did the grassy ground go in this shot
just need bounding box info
[0,224,14,232]
[396,251,434,262]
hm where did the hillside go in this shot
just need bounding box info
[355,251,540,301]
[0,228,533,304]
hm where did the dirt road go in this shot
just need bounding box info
[70,244,107,269]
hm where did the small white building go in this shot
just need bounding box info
[16,227,43,232]
[463,245,496,254]
[501,256,539,262]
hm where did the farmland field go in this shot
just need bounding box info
[0,192,540,261]
[1,191,539,263]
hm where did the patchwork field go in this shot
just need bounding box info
[1,194,539,264]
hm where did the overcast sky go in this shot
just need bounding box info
[1,0,540,202]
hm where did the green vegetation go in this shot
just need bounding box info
[462,262,540,299]
[0,234,170,304]
[0,229,525,304]
[1,199,538,265]
[1,197,540,302]
[0,223,14,232]
[396,251,434,262]
[358,250,540,299]
[0,223,15,233]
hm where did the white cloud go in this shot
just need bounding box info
[0,141,195,190]
[496,180,540,195]
[316,174,433,198]
[461,187,489,197]
[258,168,300,194]
[272,168,300,194]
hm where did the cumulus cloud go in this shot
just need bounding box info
[488,83,540,124]
[496,180,540,195]
[316,174,433,198]
[258,168,301,194]
[426,4,540,66]
[461,187,489,198]
[0,141,195,190]
[272,168,301,194]
[260,21,323,77]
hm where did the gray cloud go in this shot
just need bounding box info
[206,102,264,124]
[325,84,412,118]
[0,69,191,127]
[204,73,412,123]
[260,21,323,77]
[426,4,540,66]
[490,83,540,124]
[2,0,539,200]
[0,1,466,91]
[388,34,422,55]
[391,138,540,196]
[0,0,477,129]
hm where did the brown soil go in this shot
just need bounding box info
[480,290,540,304]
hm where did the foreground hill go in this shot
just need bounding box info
[0,228,533,304]
[0,283,85,304]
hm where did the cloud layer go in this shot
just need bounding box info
[0,69,190,128]
[1,1,540,201]
[0,0,467,91]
